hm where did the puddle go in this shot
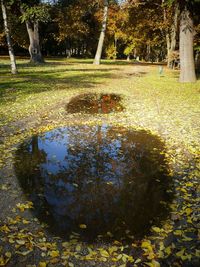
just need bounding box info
[15,125,173,242]
[66,93,124,114]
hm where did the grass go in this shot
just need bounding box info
[0,57,200,267]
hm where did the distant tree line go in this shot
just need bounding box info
[1,0,200,82]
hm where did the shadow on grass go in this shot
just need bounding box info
[0,70,118,102]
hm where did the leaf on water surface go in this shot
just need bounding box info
[79,224,87,229]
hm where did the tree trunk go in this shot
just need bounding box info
[179,7,196,83]
[1,0,17,74]
[163,2,179,68]
[25,20,44,63]
[93,0,108,65]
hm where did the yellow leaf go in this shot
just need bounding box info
[176,249,185,257]
[62,242,69,248]
[152,227,161,233]
[145,261,160,267]
[99,249,109,257]
[174,230,182,236]
[5,252,11,258]
[185,208,192,216]
[0,225,10,233]
[38,262,47,267]
[195,250,200,257]
[116,254,123,260]
[122,255,128,262]
[181,254,192,261]
[22,219,30,224]
[135,259,141,263]
[79,224,87,229]
[159,242,164,251]
[152,260,160,267]
[108,246,118,254]
[9,238,15,244]
[185,182,193,187]
[48,250,59,258]
[99,257,107,262]
[147,252,155,260]
[68,263,74,267]
[164,246,171,255]
[141,241,153,252]
[75,245,81,252]
[0,255,10,266]
[16,240,26,245]
[144,262,153,267]
[16,250,32,256]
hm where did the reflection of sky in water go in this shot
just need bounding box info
[38,125,125,185]
[15,125,172,240]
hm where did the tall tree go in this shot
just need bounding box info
[93,0,109,65]
[178,0,197,82]
[20,1,50,63]
[162,0,179,68]
[1,0,17,74]
[165,0,200,82]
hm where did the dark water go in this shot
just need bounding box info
[15,125,173,242]
[66,93,124,114]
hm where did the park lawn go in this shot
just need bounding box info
[0,57,200,266]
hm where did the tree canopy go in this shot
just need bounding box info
[1,0,200,80]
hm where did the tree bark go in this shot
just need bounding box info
[179,7,196,83]
[163,2,179,68]
[25,19,44,63]
[1,0,17,74]
[93,0,108,65]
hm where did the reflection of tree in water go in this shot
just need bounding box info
[15,125,173,241]
[16,136,47,192]
[66,93,124,114]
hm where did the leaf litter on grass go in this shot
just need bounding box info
[0,58,200,267]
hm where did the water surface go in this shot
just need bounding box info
[15,125,173,241]
[66,93,124,114]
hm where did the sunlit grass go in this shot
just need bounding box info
[0,57,200,266]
